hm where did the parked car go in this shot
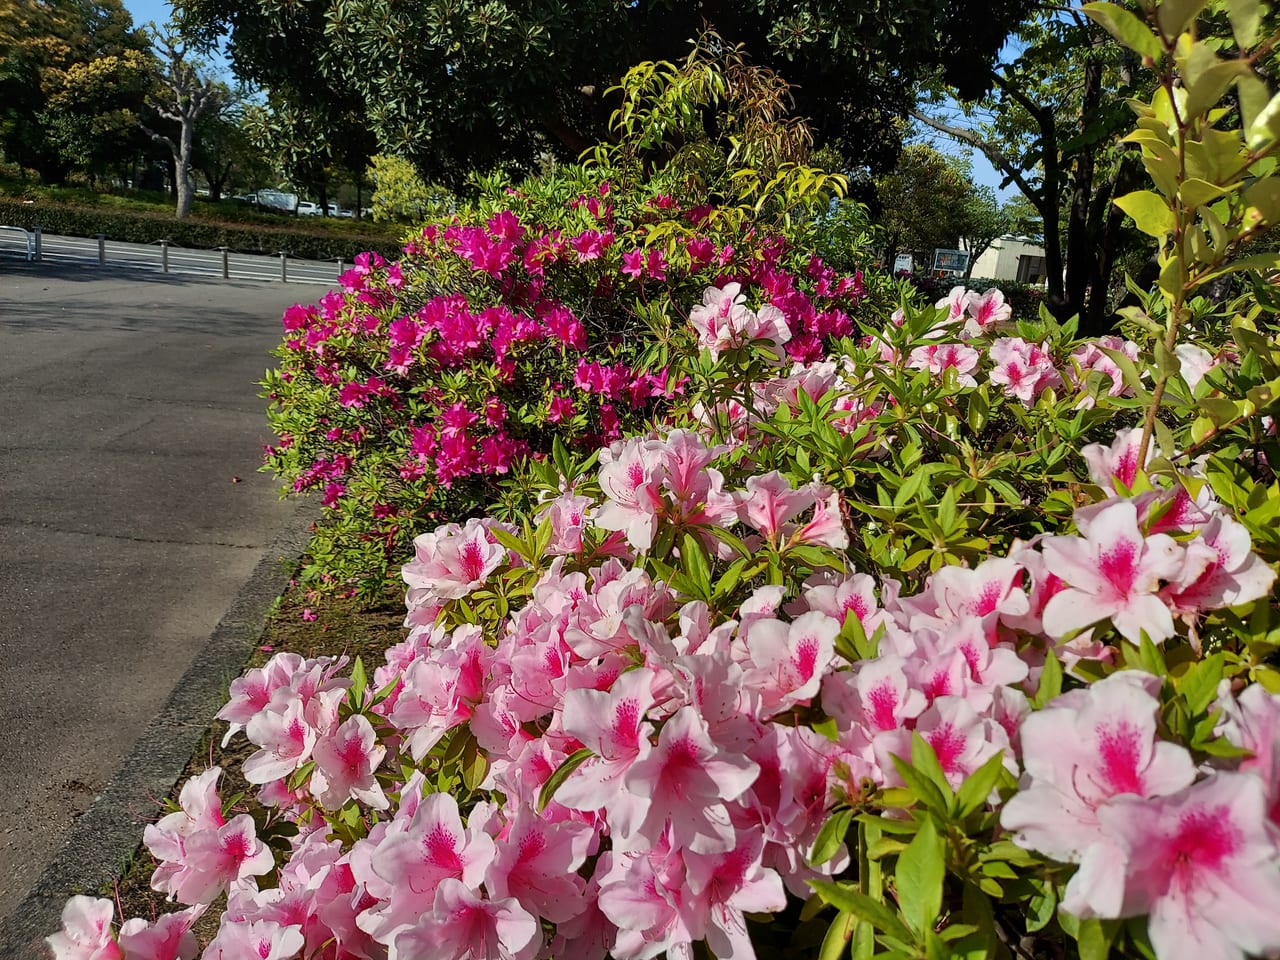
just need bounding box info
[296,201,321,216]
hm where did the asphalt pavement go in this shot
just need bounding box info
[0,261,323,951]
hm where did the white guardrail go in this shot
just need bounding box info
[0,226,349,285]
[0,225,34,261]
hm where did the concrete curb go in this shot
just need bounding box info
[0,501,317,960]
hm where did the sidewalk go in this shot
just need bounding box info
[0,266,320,955]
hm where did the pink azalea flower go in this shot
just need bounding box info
[1081,427,1148,494]
[1174,343,1218,392]
[824,656,926,735]
[1160,514,1276,616]
[875,695,1009,789]
[935,285,973,323]
[1002,671,1197,863]
[169,814,275,905]
[595,439,665,551]
[403,520,508,604]
[688,283,791,361]
[1215,683,1280,825]
[1068,336,1139,405]
[987,337,1062,406]
[623,706,759,854]
[963,288,1012,336]
[1065,773,1280,960]
[483,802,594,923]
[598,840,699,960]
[46,896,121,960]
[242,695,318,785]
[1040,499,1186,644]
[684,835,788,960]
[906,342,981,387]
[116,906,205,960]
[741,611,840,715]
[202,918,304,960]
[392,879,542,960]
[310,714,389,811]
[735,471,815,545]
[365,793,497,939]
[557,668,656,832]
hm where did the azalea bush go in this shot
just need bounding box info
[51,2,1280,958]
[50,297,1280,958]
[262,162,870,596]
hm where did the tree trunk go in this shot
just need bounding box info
[174,115,196,219]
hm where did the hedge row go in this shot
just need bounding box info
[0,199,403,262]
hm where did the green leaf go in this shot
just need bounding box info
[1247,91,1280,150]
[680,533,713,599]
[1178,177,1229,210]
[461,732,488,791]
[350,656,368,707]
[1075,917,1120,960]
[1227,0,1262,47]
[808,880,913,942]
[1177,652,1225,714]
[896,817,945,936]
[813,807,855,865]
[1155,0,1210,37]
[1033,649,1063,708]
[954,751,1008,817]
[1115,190,1175,237]
[1081,2,1164,60]
[537,746,593,812]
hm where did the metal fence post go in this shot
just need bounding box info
[160,239,169,273]
[279,251,288,283]
[33,226,42,262]
[336,257,344,277]
[219,247,229,279]
[96,233,105,265]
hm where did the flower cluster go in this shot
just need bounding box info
[263,172,873,594]
[54,280,1280,960]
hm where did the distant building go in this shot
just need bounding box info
[967,235,1049,284]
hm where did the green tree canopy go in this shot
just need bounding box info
[0,0,152,182]
[873,143,975,268]
[175,0,1034,188]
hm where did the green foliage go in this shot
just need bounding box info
[366,153,452,223]
[0,0,156,184]
[1083,0,1280,462]
[176,0,1036,187]
[873,144,976,262]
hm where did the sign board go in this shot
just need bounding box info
[932,248,969,275]
[892,253,914,274]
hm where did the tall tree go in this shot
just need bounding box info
[190,91,270,201]
[175,0,1034,188]
[138,19,224,218]
[872,144,975,269]
[959,185,1011,278]
[0,0,152,183]
[913,7,1150,332]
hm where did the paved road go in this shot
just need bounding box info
[0,263,322,921]
[0,229,347,285]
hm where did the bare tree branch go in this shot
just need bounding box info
[910,108,1042,204]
